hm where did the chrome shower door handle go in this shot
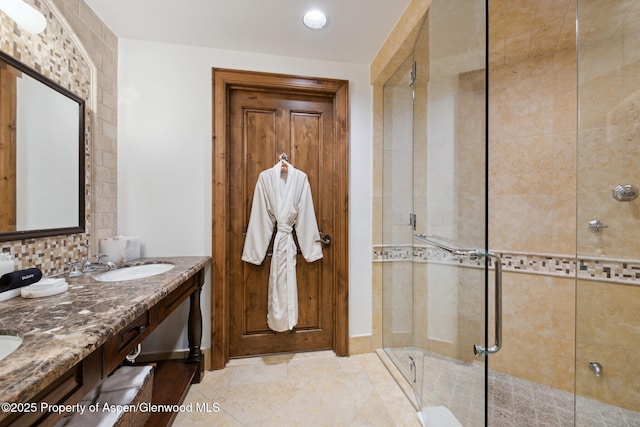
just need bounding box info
[474,252,502,356]
[411,235,502,356]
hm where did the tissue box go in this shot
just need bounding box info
[99,237,141,264]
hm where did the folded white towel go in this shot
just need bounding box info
[0,278,67,302]
[100,365,152,392]
[54,366,153,427]
[54,407,120,427]
[37,278,67,287]
[21,279,68,298]
[98,387,141,406]
[0,288,21,302]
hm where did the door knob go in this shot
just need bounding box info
[317,233,331,247]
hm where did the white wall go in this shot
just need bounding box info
[117,39,373,354]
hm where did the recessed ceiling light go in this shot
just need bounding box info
[303,10,327,30]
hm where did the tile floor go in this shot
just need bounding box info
[490,372,640,427]
[174,349,640,426]
[173,351,422,426]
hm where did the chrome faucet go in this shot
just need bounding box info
[589,361,603,377]
[83,253,117,273]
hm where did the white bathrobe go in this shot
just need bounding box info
[241,161,323,332]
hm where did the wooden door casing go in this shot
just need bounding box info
[212,69,349,368]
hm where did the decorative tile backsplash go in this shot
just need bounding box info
[3,235,88,275]
[0,0,92,275]
[373,244,640,286]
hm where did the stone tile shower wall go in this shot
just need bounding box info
[0,0,116,275]
[574,1,640,412]
[484,36,578,394]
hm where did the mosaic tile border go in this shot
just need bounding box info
[373,244,640,286]
[0,0,92,275]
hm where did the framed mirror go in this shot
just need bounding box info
[0,50,85,241]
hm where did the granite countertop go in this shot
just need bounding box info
[0,255,210,412]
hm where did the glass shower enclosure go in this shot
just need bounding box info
[381,1,489,425]
[380,0,640,426]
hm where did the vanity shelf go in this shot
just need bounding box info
[0,256,210,427]
[143,360,200,426]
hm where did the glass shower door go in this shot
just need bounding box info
[411,1,488,425]
[381,52,416,387]
[382,1,489,426]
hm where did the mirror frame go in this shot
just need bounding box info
[0,50,86,241]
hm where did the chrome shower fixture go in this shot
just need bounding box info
[588,220,607,233]
[589,361,602,377]
[612,184,638,201]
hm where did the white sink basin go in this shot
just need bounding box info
[0,335,23,361]
[94,263,175,282]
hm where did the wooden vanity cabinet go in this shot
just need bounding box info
[1,266,205,427]
[103,309,154,375]
[0,350,104,426]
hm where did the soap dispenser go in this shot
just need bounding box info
[0,253,14,276]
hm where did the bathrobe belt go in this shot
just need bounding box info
[270,221,298,331]
[277,222,293,234]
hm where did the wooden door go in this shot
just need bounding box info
[212,69,349,367]
[228,88,334,356]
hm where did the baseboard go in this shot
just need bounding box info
[203,347,211,370]
[138,347,211,371]
[349,335,373,355]
[426,337,457,359]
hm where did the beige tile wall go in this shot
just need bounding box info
[485,9,578,393]
[488,49,577,255]
[0,0,116,274]
[53,0,118,246]
[574,0,640,411]
[576,3,640,259]
[576,279,640,411]
[489,274,576,392]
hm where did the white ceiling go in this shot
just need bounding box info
[83,0,412,64]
